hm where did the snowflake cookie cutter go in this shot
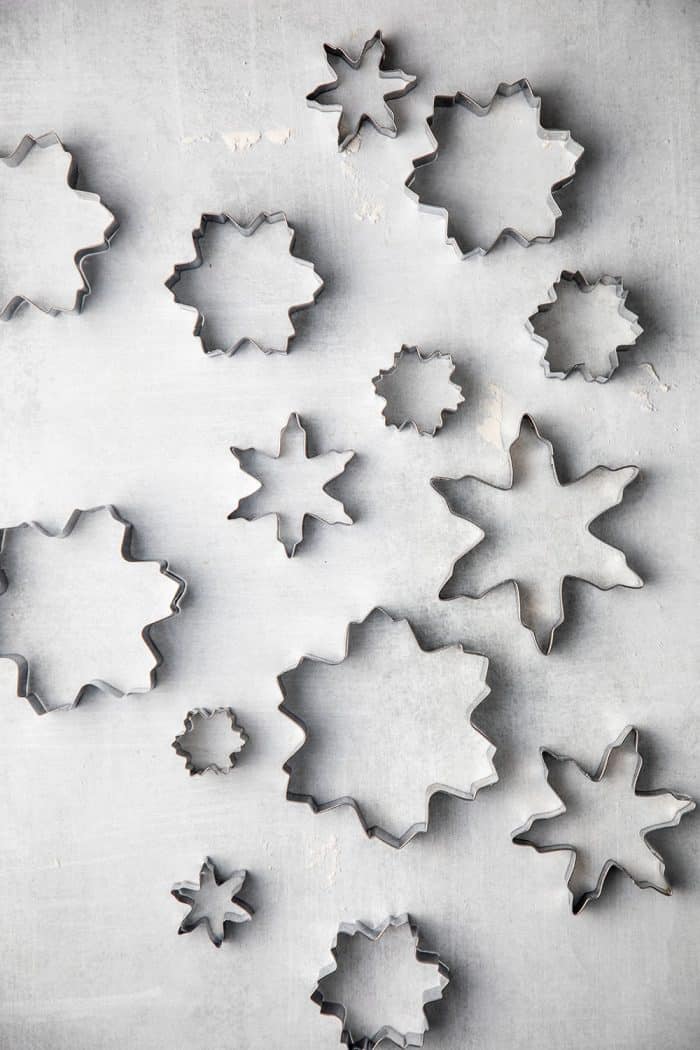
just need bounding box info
[512,727,695,914]
[372,346,464,436]
[229,412,355,557]
[526,270,644,382]
[312,914,449,1049]
[0,131,118,319]
[165,211,323,355]
[278,607,496,848]
[307,30,417,151]
[432,414,642,655]
[0,505,186,714]
[404,79,583,259]
[172,857,253,947]
[172,708,247,775]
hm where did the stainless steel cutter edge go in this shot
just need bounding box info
[372,345,465,436]
[404,79,584,259]
[307,30,417,152]
[172,707,248,775]
[0,131,119,320]
[171,856,253,947]
[277,606,497,848]
[430,413,642,655]
[165,211,324,356]
[511,726,696,914]
[526,269,644,382]
[312,913,450,1048]
[0,504,186,714]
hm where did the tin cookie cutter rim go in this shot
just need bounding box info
[312,913,450,1048]
[165,210,324,356]
[172,707,248,775]
[404,78,584,259]
[431,413,642,655]
[278,606,496,848]
[0,504,186,714]
[0,131,119,320]
[526,269,644,382]
[511,726,696,914]
[307,29,417,152]
[171,856,253,948]
[372,344,465,436]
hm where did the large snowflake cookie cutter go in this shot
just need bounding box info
[526,270,643,382]
[165,211,323,355]
[0,131,118,319]
[0,505,185,714]
[431,414,642,654]
[229,412,355,557]
[404,79,583,258]
[278,607,497,848]
[307,30,417,151]
[512,727,695,914]
[172,708,247,775]
[312,914,449,1049]
[372,346,464,436]
[172,857,253,947]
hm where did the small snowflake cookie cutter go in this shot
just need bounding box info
[0,131,118,319]
[512,727,695,914]
[0,505,185,714]
[172,708,248,775]
[404,79,583,258]
[278,607,496,848]
[372,345,464,436]
[312,914,449,1048]
[307,30,417,151]
[526,270,643,382]
[165,211,323,355]
[229,413,355,557]
[172,857,253,947]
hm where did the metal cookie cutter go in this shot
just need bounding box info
[172,708,247,775]
[0,505,185,714]
[312,914,449,1048]
[0,131,118,319]
[404,79,583,258]
[512,727,695,914]
[165,211,323,355]
[278,607,496,848]
[431,414,642,654]
[307,30,417,151]
[229,412,355,557]
[172,857,253,947]
[372,345,464,436]
[526,270,644,382]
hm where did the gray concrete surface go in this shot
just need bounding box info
[0,1,698,1047]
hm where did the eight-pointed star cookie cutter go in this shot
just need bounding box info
[0,131,119,319]
[526,269,644,382]
[312,914,449,1049]
[404,79,583,259]
[0,504,186,714]
[306,30,417,151]
[511,726,696,914]
[165,211,324,355]
[431,414,642,655]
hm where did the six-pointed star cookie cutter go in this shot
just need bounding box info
[172,707,248,775]
[307,30,417,151]
[0,131,119,319]
[0,505,186,714]
[526,269,644,382]
[404,79,583,259]
[511,726,696,914]
[172,857,253,947]
[312,914,449,1049]
[431,414,642,655]
[165,211,324,355]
